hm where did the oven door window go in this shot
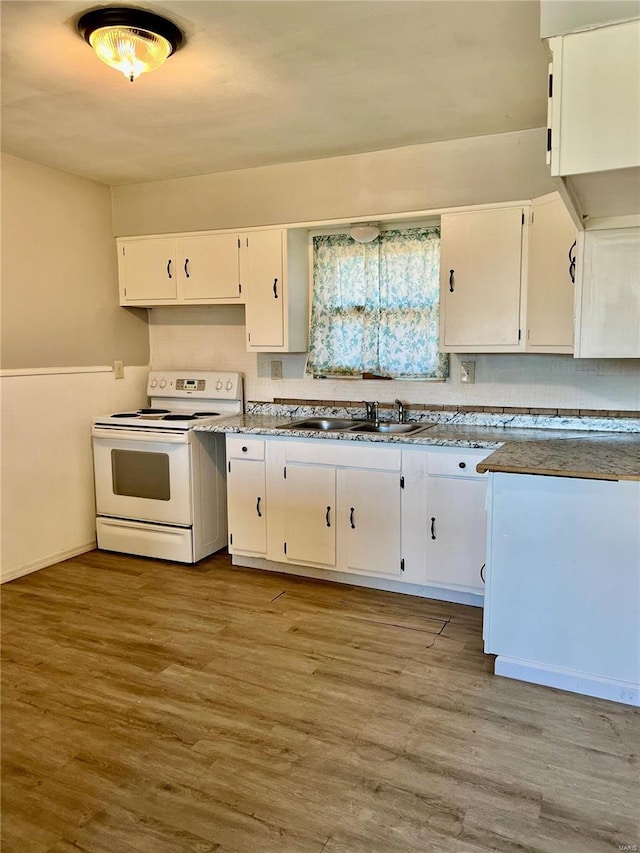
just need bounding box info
[111,449,171,501]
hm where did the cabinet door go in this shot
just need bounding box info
[551,21,640,176]
[426,476,486,592]
[245,230,285,348]
[227,458,266,555]
[284,464,336,567]
[575,227,640,358]
[440,208,524,350]
[119,238,177,302]
[526,193,576,351]
[179,234,242,301]
[341,469,402,577]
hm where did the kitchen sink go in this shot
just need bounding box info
[278,417,365,431]
[348,422,429,435]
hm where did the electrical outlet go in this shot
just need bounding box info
[113,360,125,380]
[460,360,475,384]
[270,360,283,380]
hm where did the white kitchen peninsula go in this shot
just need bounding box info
[479,436,640,707]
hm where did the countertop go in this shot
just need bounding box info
[195,414,640,481]
[475,433,640,482]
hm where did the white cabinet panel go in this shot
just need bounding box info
[425,476,487,593]
[575,227,640,357]
[551,21,640,176]
[227,457,267,555]
[341,469,402,577]
[118,238,177,302]
[526,193,577,352]
[284,464,336,566]
[440,207,524,351]
[484,473,640,701]
[180,234,241,301]
[245,230,285,349]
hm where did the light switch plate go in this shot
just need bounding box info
[113,360,125,380]
[270,360,283,380]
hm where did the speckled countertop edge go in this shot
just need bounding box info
[193,405,640,480]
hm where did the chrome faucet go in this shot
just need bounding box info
[364,401,379,426]
[395,399,405,423]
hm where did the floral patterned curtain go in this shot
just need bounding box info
[306,227,449,379]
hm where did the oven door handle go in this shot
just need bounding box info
[91,427,189,443]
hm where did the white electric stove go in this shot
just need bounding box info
[92,370,243,563]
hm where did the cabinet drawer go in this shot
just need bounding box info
[427,451,489,478]
[226,436,265,460]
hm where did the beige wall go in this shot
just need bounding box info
[112,129,556,236]
[1,154,148,369]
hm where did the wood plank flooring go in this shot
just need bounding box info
[2,550,639,853]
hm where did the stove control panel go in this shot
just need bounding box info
[146,370,242,401]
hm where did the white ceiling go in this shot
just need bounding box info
[0,1,549,186]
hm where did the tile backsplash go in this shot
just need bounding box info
[149,306,640,412]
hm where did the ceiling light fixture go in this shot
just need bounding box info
[77,6,184,83]
[349,224,381,244]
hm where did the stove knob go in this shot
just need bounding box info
[216,380,223,390]
[226,380,233,390]
[150,378,158,388]
[159,379,167,389]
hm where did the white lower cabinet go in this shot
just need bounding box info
[226,438,267,556]
[403,446,490,597]
[226,436,490,599]
[283,463,336,566]
[276,441,405,582]
[341,468,402,577]
[425,475,487,592]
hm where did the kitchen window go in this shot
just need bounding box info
[306,227,448,379]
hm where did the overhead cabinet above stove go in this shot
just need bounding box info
[118,232,244,304]
[117,227,309,353]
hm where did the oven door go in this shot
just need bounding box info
[92,427,192,526]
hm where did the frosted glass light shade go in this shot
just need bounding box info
[89,26,172,81]
[77,7,184,83]
[349,224,381,243]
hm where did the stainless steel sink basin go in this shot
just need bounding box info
[349,422,428,434]
[278,417,365,431]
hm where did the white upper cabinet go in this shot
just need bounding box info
[117,237,178,303]
[117,227,309,352]
[575,227,640,358]
[546,20,640,222]
[180,234,241,301]
[440,197,578,354]
[525,193,577,352]
[440,206,525,352]
[244,229,309,353]
[118,233,243,306]
[548,20,640,176]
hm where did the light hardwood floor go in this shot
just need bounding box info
[2,550,639,853]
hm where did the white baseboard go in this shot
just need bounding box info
[495,656,640,707]
[1,542,96,584]
[231,555,484,607]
